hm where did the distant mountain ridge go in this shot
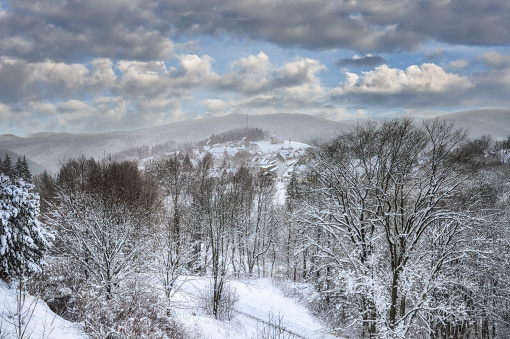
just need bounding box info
[0,114,353,174]
[1,110,508,174]
[441,109,510,140]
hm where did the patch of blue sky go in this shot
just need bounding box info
[173,33,356,87]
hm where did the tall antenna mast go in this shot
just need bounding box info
[246,113,249,138]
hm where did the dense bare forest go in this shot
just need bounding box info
[1,118,510,338]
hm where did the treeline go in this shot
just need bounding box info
[109,141,198,162]
[31,157,192,337]
[0,153,31,182]
[199,127,266,146]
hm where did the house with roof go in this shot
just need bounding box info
[270,134,285,144]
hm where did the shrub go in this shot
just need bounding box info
[80,280,193,339]
[27,258,84,321]
[199,280,239,321]
[256,312,295,339]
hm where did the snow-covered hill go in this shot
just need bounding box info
[0,277,339,339]
[0,281,85,339]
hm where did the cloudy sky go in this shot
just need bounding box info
[1,0,509,136]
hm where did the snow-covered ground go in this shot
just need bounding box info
[0,281,85,339]
[205,145,248,158]
[1,277,336,339]
[275,180,290,206]
[172,277,337,339]
[252,140,309,153]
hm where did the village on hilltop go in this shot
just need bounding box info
[137,130,309,186]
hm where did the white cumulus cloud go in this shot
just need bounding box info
[339,63,471,95]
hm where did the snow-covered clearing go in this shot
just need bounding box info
[172,277,338,339]
[0,281,85,339]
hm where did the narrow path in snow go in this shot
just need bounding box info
[233,308,308,339]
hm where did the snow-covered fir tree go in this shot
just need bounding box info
[0,174,52,281]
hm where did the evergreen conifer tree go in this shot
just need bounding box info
[15,157,22,179]
[0,174,52,280]
[15,156,31,182]
[1,153,12,178]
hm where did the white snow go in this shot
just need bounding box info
[252,140,309,153]
[172,277,338,339]
[0,281,85,338]
[1,276,336,339]
[275,181,287,205]
[204,145,247,158]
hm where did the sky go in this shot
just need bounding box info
[0,0,509,136]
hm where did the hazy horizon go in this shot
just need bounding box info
[3,108,508,138]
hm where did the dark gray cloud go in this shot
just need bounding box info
[425,49,445,61]
[153,0,422,52]
[0,59,31,103]
[463,66,510,107]
[1,0,509,63]
[153,0,510,51]
[336,55,386,68]
[0,0,173,62]
[398,0,510,46]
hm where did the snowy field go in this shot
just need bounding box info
[0,281,85,339]
[172,277,338,339]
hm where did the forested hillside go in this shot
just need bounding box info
[1,117,510,338]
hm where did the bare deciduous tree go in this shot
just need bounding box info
[299,118,474,338]
[50,159,158,299]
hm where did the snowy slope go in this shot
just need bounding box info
[172,277,338,339]
[0,281,85,338]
